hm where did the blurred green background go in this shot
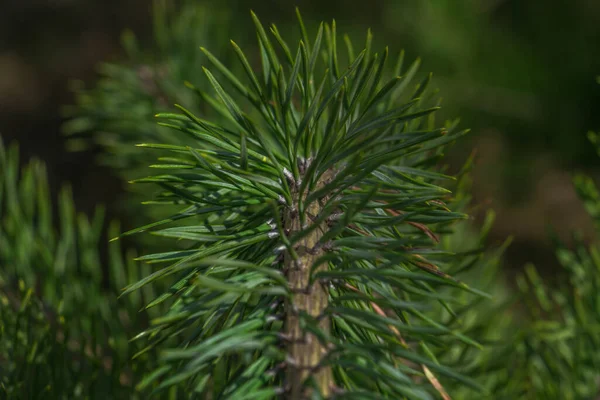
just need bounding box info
[1,0,599,273]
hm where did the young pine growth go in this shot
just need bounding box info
[124,9,483,399]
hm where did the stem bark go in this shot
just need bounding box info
[284,171,333,399]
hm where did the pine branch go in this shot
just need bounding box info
[124,8,486,398]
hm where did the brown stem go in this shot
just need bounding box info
[284,170,334,399]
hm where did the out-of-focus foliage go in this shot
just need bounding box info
[437,128,600,400]
[380,0,600,161]
[62,0,234,231]
[494,130,600,398]
[0,139,165,398]
[63,0,231,174]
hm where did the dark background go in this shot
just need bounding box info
[1,0,599,272]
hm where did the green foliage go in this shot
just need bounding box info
[4,2,600,399]
[439,131,600,400]
[63,0,230,175]
[62,0,233,231]
[501,134,600,399]
[459,236,600,399]
[122,10,494,398]
[0,139,162,398]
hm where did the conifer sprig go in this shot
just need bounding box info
[125,9,482,398]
